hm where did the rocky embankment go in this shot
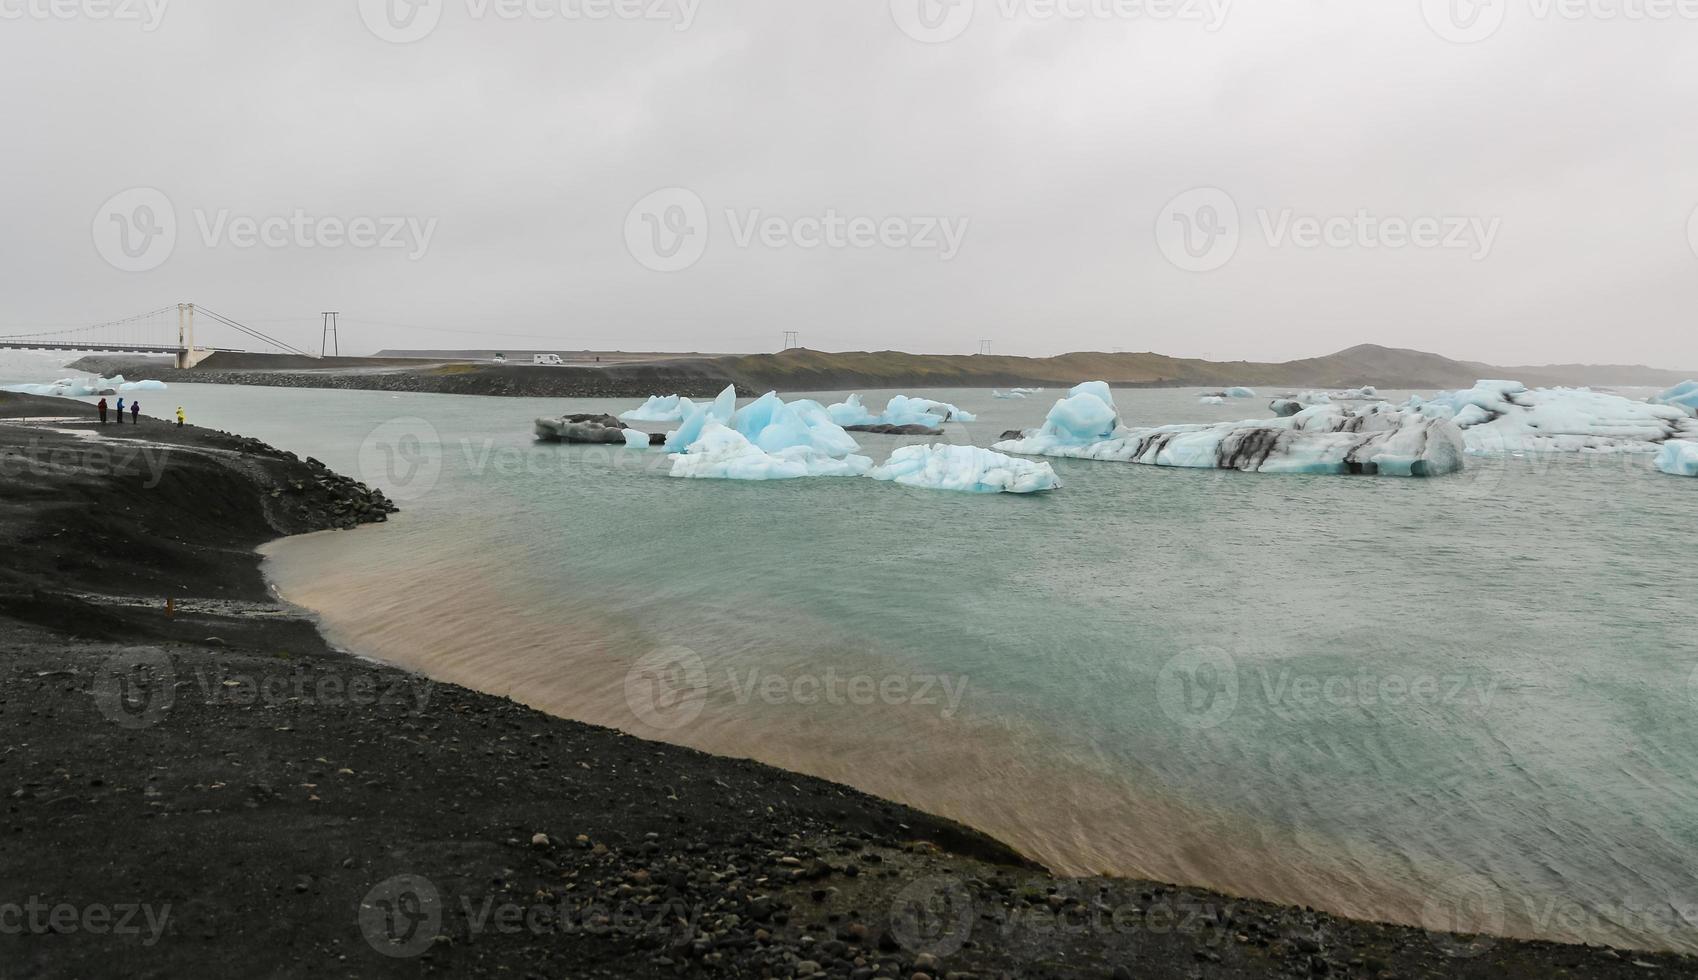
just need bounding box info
[2,392,1695,978]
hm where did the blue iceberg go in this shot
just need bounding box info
[826,394,977,427]
[1655,440,1698,477]
[668,422,872,481]
[1652,381,1698,418]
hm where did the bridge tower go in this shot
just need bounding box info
[175,303,210,368]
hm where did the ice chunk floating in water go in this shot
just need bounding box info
[1655,440,1698,477]
[826,394,977,426]
[620,394,695,423]
[869,444,1061,494]
[997,388,1464,477]
[1027,382,1121,447]
[1404,380,1698,453]
[1652,381,1698,418]
[665,385,740,448]
[668,422,872,480]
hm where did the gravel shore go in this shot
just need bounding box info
[2,391,1692,979]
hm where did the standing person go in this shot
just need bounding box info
[115,396,125,424]
[176,406,185,428]
[97,398,108,424]
[131,400,141,424]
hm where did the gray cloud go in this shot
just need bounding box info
[1,0,1694,366]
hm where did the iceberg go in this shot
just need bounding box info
[668,422,872,480]
[1028,382,1121,447]
[666,391,869,480]
[869,444,1061,494]
[1654,440,1698,477]
[535,413,650,444]
[665,385,739,448]
[1652,381,1698,418]
[1199,396,1227,405]
[992,389,1028,400]
[619,394,695,422]
[1,374,167,398]
[996,389,1463,477]
[1269,387,1376,416]
[1404,380,1698,453]
[622,428,652,449]
[1205,387,1256,398]
[826,394,977,427]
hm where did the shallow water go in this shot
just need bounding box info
[71,379,1698,952]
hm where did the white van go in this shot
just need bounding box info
[533,354,564,366]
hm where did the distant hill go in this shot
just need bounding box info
[66,344,1694,400]
[704,345,1696,392]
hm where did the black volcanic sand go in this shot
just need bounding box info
[2,391,1694,979]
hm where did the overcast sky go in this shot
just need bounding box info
[1,0,1694,365]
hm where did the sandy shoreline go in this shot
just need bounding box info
[2,390,1694,978]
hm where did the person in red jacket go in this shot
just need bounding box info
[97,398,108,424]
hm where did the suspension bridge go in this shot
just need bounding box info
[0,304,316,368]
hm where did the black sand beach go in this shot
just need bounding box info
[3,391,1694,979]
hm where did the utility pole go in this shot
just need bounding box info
[979,340,993,355]
[782,331,799,351]
[321,312,340,358]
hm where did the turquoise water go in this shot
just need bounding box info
[49,377,1698,952]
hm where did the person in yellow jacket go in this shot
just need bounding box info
[175,406,186,428]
